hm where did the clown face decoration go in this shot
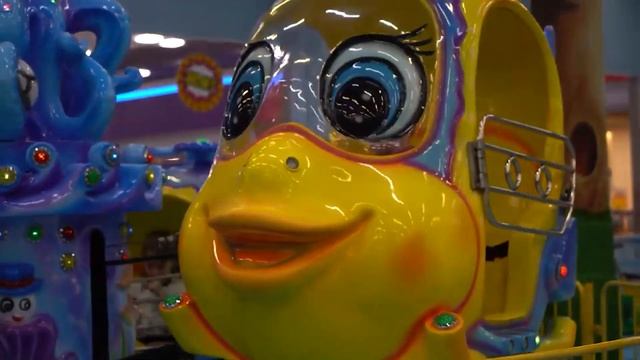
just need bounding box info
[0,262,41,326]
[0,294,36,325]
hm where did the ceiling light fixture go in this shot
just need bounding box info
[158,37,186,49]
[138,68,151,78]
[133,33,165,45]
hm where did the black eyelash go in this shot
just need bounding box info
[394,24,435,58]
[404,38,432,47]
[395,25,427,40]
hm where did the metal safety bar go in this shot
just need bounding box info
[483,143,574,172]
[469,114,577,236]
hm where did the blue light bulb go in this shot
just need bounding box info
[104,145,120,166]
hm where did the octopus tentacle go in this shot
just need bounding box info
[24,0,132,140]
[63,0,131,74]
[0,42,25,141]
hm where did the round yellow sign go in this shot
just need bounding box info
[176,54,223,112]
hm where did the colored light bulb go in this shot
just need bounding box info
[27,225,43,242]
[0,166,17,186]
[433,312,457,330]
[145,168,156,186]
[84,167,102,186]
[163,294,182,309]
[58,226,75,242]
[33,147,50,166]
[104,145,120,166]
[59,253,76,271]
[559,264,569,278]
[145,150,154,163]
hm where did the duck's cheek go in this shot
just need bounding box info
[343,178,479,310]
[389,231,432,286]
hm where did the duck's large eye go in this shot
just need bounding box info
[322,40,426,140]
[222,44,273,140]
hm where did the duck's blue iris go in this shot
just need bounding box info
[328,59,405,139]
[223,62,265,140]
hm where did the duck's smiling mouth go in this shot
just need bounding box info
[223,232,318,268]
[208,209,372,271]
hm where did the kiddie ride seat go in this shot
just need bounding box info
[161,0,577,359]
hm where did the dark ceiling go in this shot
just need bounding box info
[120,40,244,82]
[118,0,276,43]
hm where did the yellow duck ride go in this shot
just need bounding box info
[160,0,579,358]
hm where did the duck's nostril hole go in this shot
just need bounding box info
[285,156,299,171]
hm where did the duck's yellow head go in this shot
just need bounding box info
[177,1,481,358]
[171,0,567,358]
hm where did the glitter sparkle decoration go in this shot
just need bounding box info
[0,166,18,186]
[26,224,43,242]
[1,2,12,12]
[84,166,102,186]
[162,294,182,310]
[59,253,76,271]
[433,312,458,330]
[0,230,7,241]
[58,226,75,242]
[33,147,51,166]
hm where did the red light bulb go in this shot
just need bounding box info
[58,226,75,241]
[559,264,569,279]
[33,148,50,166]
